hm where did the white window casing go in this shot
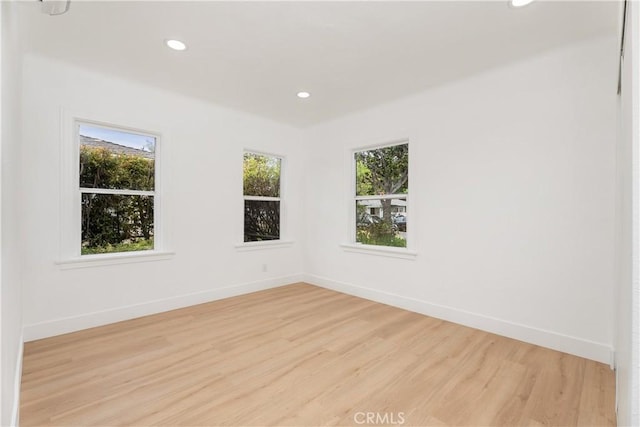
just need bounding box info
[58,110,173,268]
[345,139,416,259]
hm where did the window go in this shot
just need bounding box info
[354,142,408,248]
[79,123,156,255]
[243,152,282,242]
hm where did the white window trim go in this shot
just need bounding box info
[235,240,294,251]
[59,110,173,267]
[238,149,289,248]
[355,194,408,202]
[340,243,417,260]
[345,139,415,258]
[56,250,176,269]
[79,188,154,196]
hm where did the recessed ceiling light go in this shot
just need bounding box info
[510,0,534,7]
[297,91,311,99]
[166,39,187,51]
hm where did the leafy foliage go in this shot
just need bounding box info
[354,144,408,247]
[356,206,406,248]
[356,161,372,196]
[356,229,406,247]
[80,145,154,254]
[244,200,280,242]
[243,153,280,197]
[82,238,154,255]
[80,146,154,191]
[243,153,281,241]
[355,144,408,197]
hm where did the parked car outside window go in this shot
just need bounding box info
[393,213,407,232]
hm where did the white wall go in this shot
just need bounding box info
[304,35,618,364]
[1,1,24,425]
[616,1,640,424]
[20,53,305,340]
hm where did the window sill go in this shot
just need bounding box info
[340,243,417,260]
[57,250,175,269]
[235,240,294,251]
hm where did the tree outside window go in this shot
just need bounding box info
[354,143,408,248]
[243,152,282,242]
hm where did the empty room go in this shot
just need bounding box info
[1,0,639,426]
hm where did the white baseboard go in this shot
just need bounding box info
[22,273,613,365]
[304,274,614,365]
[23,274,304,342]
[10,333,24,427]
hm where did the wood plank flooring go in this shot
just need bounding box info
[20,283,615,426]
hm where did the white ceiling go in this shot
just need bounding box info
[19,1,619,127]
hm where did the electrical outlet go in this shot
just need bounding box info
[262,264,268,272]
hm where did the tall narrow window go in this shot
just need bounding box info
[243,152,282,242]
[354,142,408,248]
[79,124,156,255]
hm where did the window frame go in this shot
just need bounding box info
[344,139,417,259]
[238,149,291,249]
[78,121,158,256]
[58,113,173,267]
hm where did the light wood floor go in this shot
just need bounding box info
[21,283,615,426]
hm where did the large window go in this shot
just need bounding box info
[79,123,156,255]
[354,142,408,248]
[243,152,282,242]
